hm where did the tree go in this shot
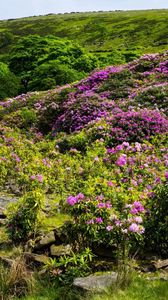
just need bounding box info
[0,62,20,100]
[8,35,99,92]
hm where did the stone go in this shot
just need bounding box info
[0,219,6,226]
[154,259,168,270]
[0,194,18,209]
[23,252,49,268]
[73,272,118,292]
[50,244,72,257]
[34,231,56,251]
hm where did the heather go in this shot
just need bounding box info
[0,50,168,299]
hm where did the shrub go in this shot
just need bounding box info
[85,109,168,146]
[144,182,168,257]
[6,190,45,243]
[66,193,145,259]
[0,62,20,100]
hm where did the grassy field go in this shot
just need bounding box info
[0,9,168,59]
[13,275,168,300]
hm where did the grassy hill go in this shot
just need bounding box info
[0,9,168,60]
[0,49,168,299]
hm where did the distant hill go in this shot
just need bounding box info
[0,9,168,60]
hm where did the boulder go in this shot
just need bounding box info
[154,259,168,270]
[34,231,56,251]
[73,272,118,292]
[23,252,49,268]
[0,219,6,226]
[50,244,72,257]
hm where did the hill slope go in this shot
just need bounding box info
[0,10,168,60]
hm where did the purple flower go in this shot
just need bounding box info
[97,202,106,208]
[116,154,127,167]
[165,171,168,181]
[30,175,36,180]
[95,217,103,224]
[37,174,43,183]
[67,196,77,206]
[133,201,145,213]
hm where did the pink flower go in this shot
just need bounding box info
[95,217,103,223]
[116,154,127,167]
[106,225,113,231]
[133,201,145,213]
[97,202,106,208]
[130,208,138,215]
[107,181,114,187]
[76,193,85,201]
[37,174,43,183]
[165,171,168,181]
[134,216,143,224]
[106,201,112,209]
[86,219,94,225]
[129,223,140,232]
[67,196,77,206]
[30,175,36,180]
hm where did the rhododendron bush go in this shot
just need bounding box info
[0,51,168,256]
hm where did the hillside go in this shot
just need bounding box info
[0,51,168,299]
[0,9,168,60]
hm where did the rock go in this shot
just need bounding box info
[0,219,6,226]
[34,231,56,251]
[23,252,49,268]
[154,259,168,270]
[0,194,18,209]
[73,272,118,292]
[50,244,72,257]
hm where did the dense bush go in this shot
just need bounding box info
[0,62,20,100]
[6,190,45,243]
[145,182,168,257]
[8,35,99,92]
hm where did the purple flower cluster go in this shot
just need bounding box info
[67,193,85,206]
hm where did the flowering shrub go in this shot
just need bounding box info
[66,193,145,258]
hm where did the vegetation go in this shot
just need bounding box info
[0,9,168,300]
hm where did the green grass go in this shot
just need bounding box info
[12,275,168,300]
[0,9,168,60]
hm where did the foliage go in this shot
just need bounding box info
[66,193,145,259]
[6,190,45,242]
[144,182,168,257]
[0,62,20,100]
[28,61,83,91]
[8,35,99,92]
[44,248,93,284]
